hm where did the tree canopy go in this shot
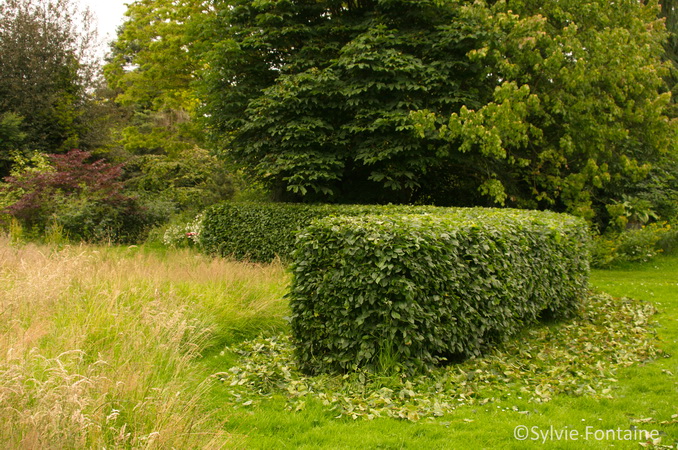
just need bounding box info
[104,0,210,156]
[413,0,677,224]
[202,0,491,203]
[2,0,677,231]
[201,0,677,225]
[0,0,100,175]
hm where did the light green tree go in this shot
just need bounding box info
[412,0,677,225]
[104,0,210,156]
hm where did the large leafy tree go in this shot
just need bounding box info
[202,0,489,203]
[202,0,676,224]
[104,0,210,156]
[654,0,678,102]
[103,0,236,212]
[0,0,100,174]
[412,0,676,225]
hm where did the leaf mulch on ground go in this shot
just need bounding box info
[216,292,662,421]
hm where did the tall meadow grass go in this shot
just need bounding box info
[0,236,289,448]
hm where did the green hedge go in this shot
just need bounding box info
[200,202,437,261]
[288,209,590,374]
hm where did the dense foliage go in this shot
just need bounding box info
[101,0,236,223]
[412,0,677,226]
[200,202,438,261]
[201,0,677,228]
[201,0,489,203]
[0,0,100,176]
[2,0,678,243]
[103,0,209,157]
[0,113,27,177]
[288,209,590,374]
[590,221,678,267]
[124,148,236,214]
[1,150,154,242]
[657,0,678,101]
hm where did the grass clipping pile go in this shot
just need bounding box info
[216,293,661,421]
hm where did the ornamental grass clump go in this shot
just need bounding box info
[0,236,287,447]
[288,208,590,375]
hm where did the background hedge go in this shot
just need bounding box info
[288,209,590,374]
[200,202,437,262]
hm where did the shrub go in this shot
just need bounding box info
[124,148,236,213]
[288,209,590,375]
[200,202,437,262]
[1,149,156,243]
[590,222,677,268]
[657,223,678,254]
[160,213,204,248]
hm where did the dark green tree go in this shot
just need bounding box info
[201,0,676,226]
[0,0,100,168]
[651,0,678,103]
[201,0,489,203]
[0,113,27,177]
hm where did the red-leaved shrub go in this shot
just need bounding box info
[2,150,154,242]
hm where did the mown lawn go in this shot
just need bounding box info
[0,238,676,448]
[203,255,678,449]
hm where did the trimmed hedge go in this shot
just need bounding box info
[288,209,590,374]
[200,202,437,261]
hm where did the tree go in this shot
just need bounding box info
[124,147,236,213]
[103,0,237,213]
[0,113,27,177]
[201,0,675,225]
[0,0,100,169]
[404,0,676,226]
[412,0,676,225]
[650,0,678,105]
[201,0,490,203]
[104,0,210,157]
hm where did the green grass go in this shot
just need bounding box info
[205,255,678,449]
[0,237,676,448]
[0,238,287,448]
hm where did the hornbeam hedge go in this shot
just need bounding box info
[200,202,437,262]
[288,209,590,374]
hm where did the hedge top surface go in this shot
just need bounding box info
[200,200,589,263]
[200,201,440,261]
